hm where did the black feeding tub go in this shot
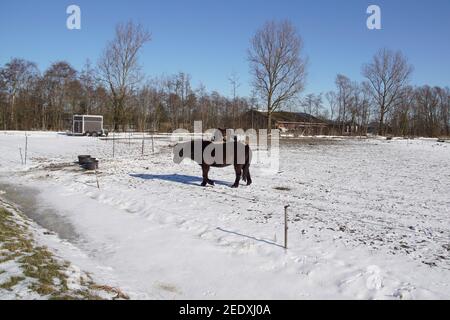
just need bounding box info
[77,155,99,170]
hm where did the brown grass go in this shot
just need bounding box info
[0,206,127,299]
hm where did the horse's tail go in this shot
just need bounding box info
[242,145,251,183]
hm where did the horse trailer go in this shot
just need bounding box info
[72,115,109,137]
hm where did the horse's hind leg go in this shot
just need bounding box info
[242,167,247,182]
[244,164,252,186]
[231,164,243,188]
[246,168,252,186]
[201,165,214,187]
[242,162,251,185]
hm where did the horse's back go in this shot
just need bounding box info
[186,139,251,166]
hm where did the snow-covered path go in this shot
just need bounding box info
[1,132,449,299]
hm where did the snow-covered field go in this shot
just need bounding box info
[0,131,449,299]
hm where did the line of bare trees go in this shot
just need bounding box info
[323,49,449,137]
[0,58,252,132]
[0,20,448,137]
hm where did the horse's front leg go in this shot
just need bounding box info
[201,164,214,186]
[231,164,243,188]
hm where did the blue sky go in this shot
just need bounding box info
[0,0,449,98]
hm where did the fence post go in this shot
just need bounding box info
[112,132,115,158]
[151,132,154,154]
[95,169,100,189]
[141,131,145,155]
[24,133,28,165]
[19,147,23,165]
[284,205,290,249]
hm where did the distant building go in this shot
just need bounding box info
[243,110,334,135]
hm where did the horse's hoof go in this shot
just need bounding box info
[207,180,215,186]
[246,182,252,186]
[231,184,239,188]
[201,182,207,187]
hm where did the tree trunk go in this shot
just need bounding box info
[113,98,124,131]
[378,109,385,136]
[10,94,16,130]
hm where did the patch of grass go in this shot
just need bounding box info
[20,248,70,296]
[89,284,129,300]
[0,206,123,300]
[0,276,25,290]
[0,254,21,264]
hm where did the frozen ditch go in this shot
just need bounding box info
[0,180,78,242]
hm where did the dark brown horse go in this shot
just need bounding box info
[173,140,252,188]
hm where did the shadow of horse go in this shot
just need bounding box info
[130,173,230,187]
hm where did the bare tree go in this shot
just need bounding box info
[388,85,414,136]
[415,86,442,137]
[248,20,307,132]
[0,58,38,130]
[98,21,151,130]
[436,87,450,136]
[79,59,97,115]
[196,83,209,127]
[325,91,338,122]
[300,93,323,134]
[42,61,78,130]
[300,94,315,116]
[358,83,372,135]
[313,93,323,118]
[0,76,5,129]
[249,89,259,129]
[176,72,193,129]
[362,48,413,135]
[335,74,353,134]
[228,72,241,128]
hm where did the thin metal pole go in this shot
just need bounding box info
[141,131,145,155]
[113,132,115,158]
[95,169,100,189]
[284,205,290,249]
[24,133,28,165]
[151,132,154,154]
[19,147,23,165]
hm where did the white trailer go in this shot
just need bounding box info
[72,115,108,137]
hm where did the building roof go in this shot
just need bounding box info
[249,110,329,124]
